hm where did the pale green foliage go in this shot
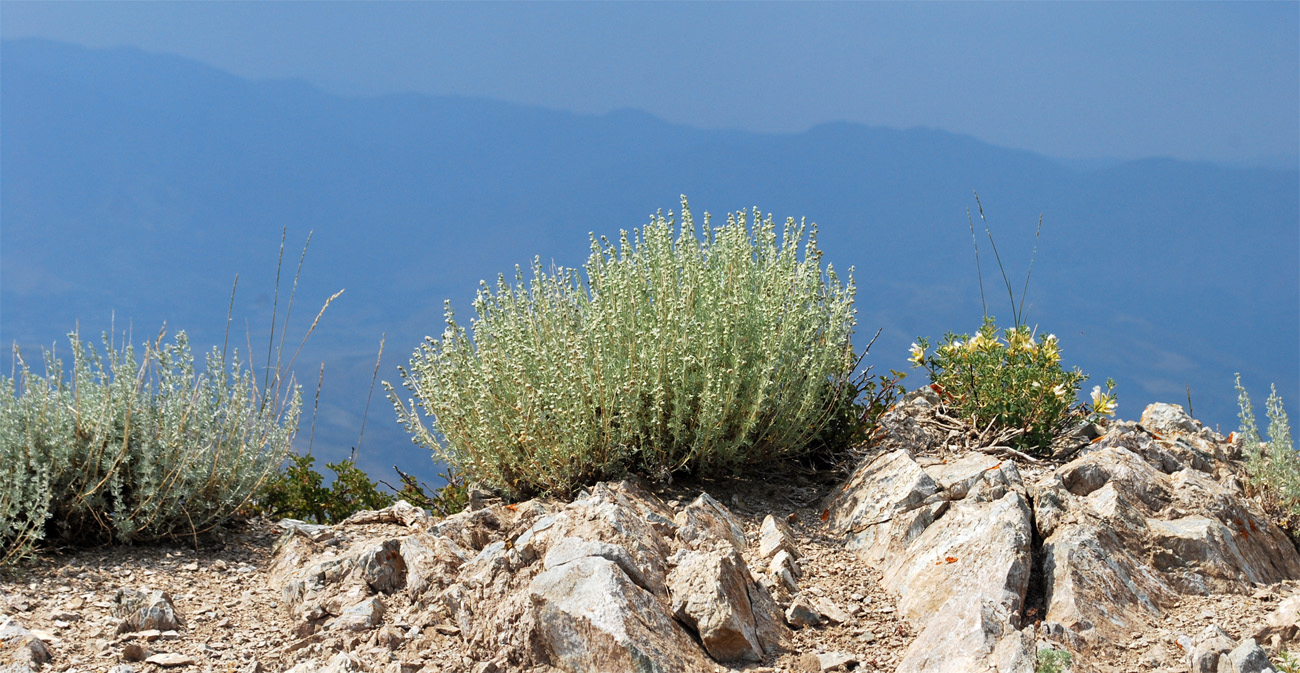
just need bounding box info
[1236,374,1298,523]
[1035,648,1073,673]
[389,197,858,499]
[1,330,300,563]
[1275,649,1300,673]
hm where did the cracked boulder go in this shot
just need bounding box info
[824,445,1036,672]
[667,546,787,662]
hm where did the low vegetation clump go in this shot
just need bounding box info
[388,197,860,499]
[910,318,1116,454]
[911,195,1115,456]
[1236,374,1298,528]
[0,330,300,565]
[254,454,467,523]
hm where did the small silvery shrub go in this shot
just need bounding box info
[0,329,300,563]
[910,318,1116,454]
[1236,374,1298,526]
[388,197,859,499]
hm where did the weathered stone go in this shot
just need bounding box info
[785,594,822,629]
[528,555,716,672]
[1036,444,1300,645]
[897,600,1035,673]
[544,538,649,593]
[881,492,1033,626]
[121,642,152,662]
[0,617,51,667]
[675,493,747,551]
[768,549,801,593]
[357,540,407,593]
[758,514,800,560]
[330,597,385,631]
[1140,403,1201,436]
[667,547,783,662]
[1225,638,1274,673]
[823,450,940,564]
[812,598,851,626]
[815,651,857,671]
[320,653,362,673]
[144,653,195,668]
[112,589,185,634]
[341,500,430,527]
[1253,594,1300,644]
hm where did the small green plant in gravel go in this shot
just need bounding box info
[1035,648,1073,673]
[388,197,860,499]
[1236,374,1298,528]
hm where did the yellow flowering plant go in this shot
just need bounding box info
[912,318,1115,455]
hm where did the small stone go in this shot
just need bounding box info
[785,595,822,629]
[145,653,196,668]
[122,643,153,662]
[816,651,857,671]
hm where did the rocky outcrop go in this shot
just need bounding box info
[267,484,787,672]
[1035,408,1300,645]
[824,399,1300,671]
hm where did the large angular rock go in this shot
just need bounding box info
[667,547,786,662]
[675,493,747,552]
[881,492,1034,626]
[530,555,716,673]
[1253,594,1300,644]
[1139,402,1201,436]
[112,588,185,634]
[897,600,1036,673]
[823,450,940,565]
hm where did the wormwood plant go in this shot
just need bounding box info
[1035,648,1073,673]
[0,231,336,565]
[910,195,1116,455]
[1235,375,1298,527]
[388,197,859,499]
[0,330,300,563]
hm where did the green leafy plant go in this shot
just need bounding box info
[910,195,1114,455]
[1236,374,1298,527]
[912,319,1115,454]
[388,197,860,499]
[254,452,398,524]
[1275,649,1300,673]
[1036,648,1073,673]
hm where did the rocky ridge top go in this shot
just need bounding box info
[2,398,1297,673]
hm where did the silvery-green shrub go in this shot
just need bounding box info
[388,197,859,499]
[1,329,299,563]
[1236,374,1298,525]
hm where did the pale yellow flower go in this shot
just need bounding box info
[1091,385,1116,416]
[908,343,925,366]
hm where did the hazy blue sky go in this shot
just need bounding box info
[3,1,1297,167]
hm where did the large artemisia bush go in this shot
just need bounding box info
[388,197,860,499]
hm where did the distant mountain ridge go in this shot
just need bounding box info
[3,38,1296,483]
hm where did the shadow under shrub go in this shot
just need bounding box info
[388,197,859,499]
[0,330,300,564]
